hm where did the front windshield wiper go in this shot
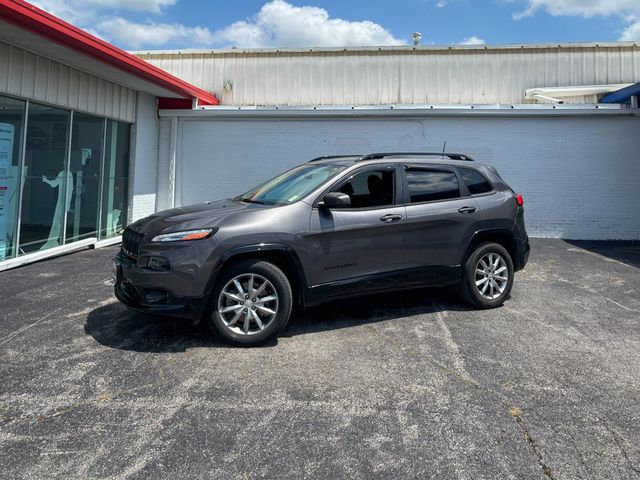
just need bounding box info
[237,197,265,205]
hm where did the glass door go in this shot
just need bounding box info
[19,103,70,254]
[100,120,130,239]
[65,113,104,243]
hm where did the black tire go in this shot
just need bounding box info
[206,259,293,347]
[460,242,514,309]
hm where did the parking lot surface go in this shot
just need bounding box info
[0,239,639,479]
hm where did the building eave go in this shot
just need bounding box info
[0,0,219,105]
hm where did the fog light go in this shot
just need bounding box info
[148,256,170,271]
[144,290,169,304]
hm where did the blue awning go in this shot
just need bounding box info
[600,82,640,104]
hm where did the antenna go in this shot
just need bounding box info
[441,141,447,156]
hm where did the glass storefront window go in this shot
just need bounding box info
[65,113,105,243]
[0,95,25,260]
[100,120,130,239]
[0,96,131,264]
[19,103,71,255]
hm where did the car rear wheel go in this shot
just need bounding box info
[460,242,514,309]
[206,259,293,346]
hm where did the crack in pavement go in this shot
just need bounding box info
[363,320,556,479]
[507,406,554,479]
[1,383,155,426]
[0,308,62,347]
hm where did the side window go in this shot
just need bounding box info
[458,167,493,195]
[335,169,395,208]
[405,169,460,203]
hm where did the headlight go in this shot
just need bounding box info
[151,228,213,242]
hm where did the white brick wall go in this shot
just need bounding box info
[158,111,640,240]
[129,92,159,222]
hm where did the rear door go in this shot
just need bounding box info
[305,163,406,286]
[401,164,481,268]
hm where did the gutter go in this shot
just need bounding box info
[158,103,629,118]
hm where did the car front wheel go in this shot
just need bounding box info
[460,242,514,309]
[206,259,293,346]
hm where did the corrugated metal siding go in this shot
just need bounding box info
[0,40,136,122]
[136,44,640,106]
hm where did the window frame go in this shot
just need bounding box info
[400,164,467,206]
[454,166,496,198]
[312,163,403,211]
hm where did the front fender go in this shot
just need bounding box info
[203,243,308,306]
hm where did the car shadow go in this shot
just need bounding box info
[564,240,640,269]
[284,287,475,338]
[85,305,232,353]
[85,287,476,352]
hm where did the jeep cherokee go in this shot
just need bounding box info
[113,153,529,346]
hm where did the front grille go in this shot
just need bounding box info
[122,226,144,258]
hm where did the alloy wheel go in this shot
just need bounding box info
[475,252,509,300]
[217,273,279,335]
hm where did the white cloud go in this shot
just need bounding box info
[32,0,177,23]
[96,17,215,49]
[621,21,640,41]
[514,0,640,41]
[436,1,448,7]
[459,36,485,45]
[212,0,405,48]
[32,0,406,50]
[515,0,640,19]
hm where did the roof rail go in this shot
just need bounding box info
[309,154,362,162]
[358,152,474,161]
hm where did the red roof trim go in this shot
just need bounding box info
[0,0,219,106]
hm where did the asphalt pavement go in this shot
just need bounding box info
[0,239,639,479]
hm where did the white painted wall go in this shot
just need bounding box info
[155,115,173,211]
[159,110,640,240]
[129,92,159,222]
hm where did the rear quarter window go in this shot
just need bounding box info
[458,167,493,195]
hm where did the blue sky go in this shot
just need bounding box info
[32,0,640,50]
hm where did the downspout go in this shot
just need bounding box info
[168,116,178,208]
[524,84,633,103]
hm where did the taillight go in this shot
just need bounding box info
[515,193,524,207]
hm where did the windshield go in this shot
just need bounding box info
[237,163,346,205]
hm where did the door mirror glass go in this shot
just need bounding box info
[322,192,351,208]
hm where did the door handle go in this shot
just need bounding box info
[380,214,402,223]
[458,206,477,214]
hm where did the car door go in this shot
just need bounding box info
[305,163,406,286]
[401,164,481,269]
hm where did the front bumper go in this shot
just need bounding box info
[113,252,208,322]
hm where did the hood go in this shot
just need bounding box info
[131,199,272,236]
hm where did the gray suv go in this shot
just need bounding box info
[114,153,529,346]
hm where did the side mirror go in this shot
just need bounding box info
[322,192,351,208]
